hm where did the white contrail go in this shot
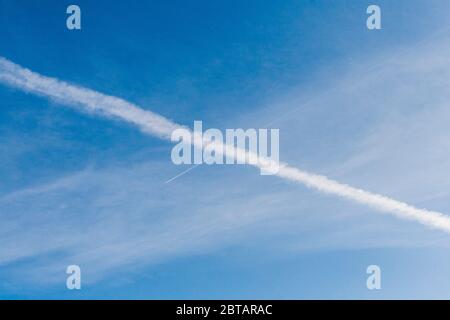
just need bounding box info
[0,57,183,139]
[1,56,450,234]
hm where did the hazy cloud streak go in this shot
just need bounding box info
[1,57,450,234]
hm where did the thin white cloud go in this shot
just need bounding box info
[1,161,443,284]
[1,56,450,234]
[0,57,182,140]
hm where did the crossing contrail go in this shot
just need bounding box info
[1,56,450,234]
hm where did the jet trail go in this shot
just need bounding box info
[1,56,450,234]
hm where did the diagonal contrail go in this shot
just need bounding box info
[1,56,450,234]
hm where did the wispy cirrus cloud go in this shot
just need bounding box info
[0,160,446,285]
[1,55,450,235]
[2,31,450,287]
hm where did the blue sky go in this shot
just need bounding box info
[1,0,450,299]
